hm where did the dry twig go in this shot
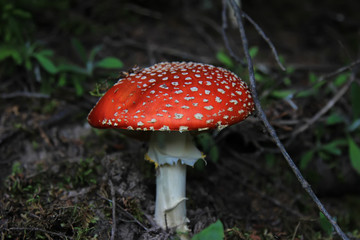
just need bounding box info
[97,190,150,232]
[116,204,149,231]
[291,221,301,240]
[242,12,286,71]
[0,91,49,99]
[318,58,360,81]
[221,1,244,65]
[221,1,286,71]
[290,73,355,139]
[225,1,349,239]
[6,227,72,239]
[109,180,116,240]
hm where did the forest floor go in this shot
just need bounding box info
[1,1,360,239]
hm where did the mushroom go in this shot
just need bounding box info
[87,62,254,234]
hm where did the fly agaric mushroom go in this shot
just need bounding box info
[87,62,254,234]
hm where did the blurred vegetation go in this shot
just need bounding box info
[0,0,123,97]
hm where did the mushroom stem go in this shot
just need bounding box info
[155,163,188,232]
[146,131,203,233]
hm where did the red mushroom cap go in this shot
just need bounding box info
[88,62,254,131]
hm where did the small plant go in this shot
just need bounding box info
[0,1,123,97]
[0,1,33,44]
[259,69,360,177]
[121,197,144,223]
[319,212,334,236]
[63,157,100,187]
[195,132,219,170]
[299,137,348,170]
[192,220,224,240]
[216,50,234,69]
[55,38,123,96]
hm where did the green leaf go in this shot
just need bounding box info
[254,72,265,82]
[271,89,295,99]
[195,132,219,162]
[0,45,22,64]
[72,78,85,96]
[283,77,292,86]
[95,57,123,69]
[89,82,105,97]
[321,139,347,156]
[326,112,344,125]
[86,61,94,75]
[88,45,103,62]
[194,158,206,171]
[216,51,234,68]
[37,49,54,57]
[296,89,315,98]
[249,46,259,58]
[57,73,67,87]
[57,63,88,75]
[348,119,360,132]
[309,72,318,83]
[319,212,333,236]
[71,38,87,63]
[208,146,219,163]
[348,136,360,175]
[33,53,58,74]
[25,59,32,71]
[12,162,23,175]
[13,8,32,18]
[313,80,326,90]
[286,66,295,74]
[296,80,326,98]
[334,73,349,87]
[192,220,224,240]
[300,150,314,170]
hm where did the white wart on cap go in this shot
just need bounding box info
[88,62,254,131]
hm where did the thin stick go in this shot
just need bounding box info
[117,204,149,231]
[7,227,71,239]
[97,193,149,231]
[221,0,245,65]
[0,91,50,99]
[318,58,360,81]
[291,74,354,138]
[226,1,349,239]
[221,1,286,71]
[242,12,286,71]
[291,221,301,240]
[109,180,116,240]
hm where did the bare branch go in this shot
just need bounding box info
[117,203,149,231]
[221,1,286,71]
[242,12,286,71]
[109,180,116,240]
[6,227,72,239]
[0,91,50,99]
[290,74,354,139]
[318,58,360,81]
[221,0,245,65]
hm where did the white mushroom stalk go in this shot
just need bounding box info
[146,131,203,232]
